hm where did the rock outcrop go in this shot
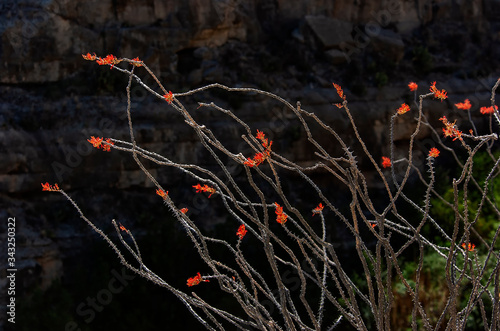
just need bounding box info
[0,0,496,83]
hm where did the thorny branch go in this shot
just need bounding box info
[44,55,500,330]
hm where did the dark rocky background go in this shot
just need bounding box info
[1,0,500,329]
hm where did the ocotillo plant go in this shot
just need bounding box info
[43,53,500,330]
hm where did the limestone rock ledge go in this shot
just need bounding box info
[0,0,494,83]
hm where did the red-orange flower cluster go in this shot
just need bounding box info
[82,52,97,61]
[430,82,448,101]
[332,82,346,108]
[381,156,391,168]
[164,91,174,104]
[312,203,324,216]
[187,272,210,287]
[244,130,273,167]
[41,182,60,191]
[88,136,102,147]
[333,83,346,100]
[236,224,247,240]
[480,105,498,115]
[408,82,418,92]
[275,202,288,224]
[397,103,410,115]
[87,136,114,152]
[96,54,121,66]
[131,57,143,67]
[180,208,188,214]
[83,53,143,69]
[101,139,114,151]
[428,147,440,158]
[455,99,471,111]
[193,184,216,198]
[461,242,475,252]
[439,116,462,141]
[119,223,128,232]
[156,189,168,198]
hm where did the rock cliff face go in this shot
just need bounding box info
[1,0,500,326]
[0,0,497,83]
